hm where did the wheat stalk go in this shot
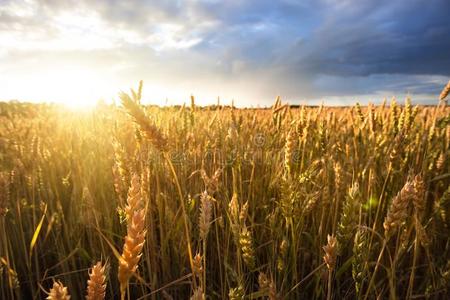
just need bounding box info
[190,287,205,300]
[0,172,9,216]
[277,237,288,272]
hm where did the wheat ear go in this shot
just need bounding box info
[118,175,146,300]
[125,175,143,222]
[47,281,70,300]
[258,272,277,300]
[439,80,450,101]
[199,191,213,240]
[118,210,146,298]
[383,180,414,238]
[119,91,167,151]
[336,183,360,253]
[412,175,425,217]
[239,225,255,269]
[229,284,245,300]
[323,234,337,300]
[284,129,297,177]
[323,234,337,271]
[86,261,107,300]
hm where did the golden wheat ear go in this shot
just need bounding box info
[119,89,168,151]
[383,180,414,238]
[117,173,147,300]
[198,191,213,241]
[412,175,425,216]
[86,261,107,300]
[323,234,337,271]
[439,80,450,101]
[258,272,278,300]
[118,209,146,298]
[47,281,71,300]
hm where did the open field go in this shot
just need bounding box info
[0,88,450,299]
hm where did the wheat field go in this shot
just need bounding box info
[0,82,450,299]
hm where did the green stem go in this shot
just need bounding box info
[164,153,197,290]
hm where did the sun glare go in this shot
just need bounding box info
[8,67,116,109]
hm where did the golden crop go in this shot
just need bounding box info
[0,83,449,299]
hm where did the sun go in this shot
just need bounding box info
[15,67,114,109]
[43,68,107,109]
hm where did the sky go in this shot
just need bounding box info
[0,0,449,107]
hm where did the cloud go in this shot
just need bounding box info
[0,0,449,105]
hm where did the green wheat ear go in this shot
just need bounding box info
[337,183,361,254]
[352,227,370,296]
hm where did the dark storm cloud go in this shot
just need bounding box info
[286,0,450,76]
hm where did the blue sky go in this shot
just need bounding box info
[0,0,449,107]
